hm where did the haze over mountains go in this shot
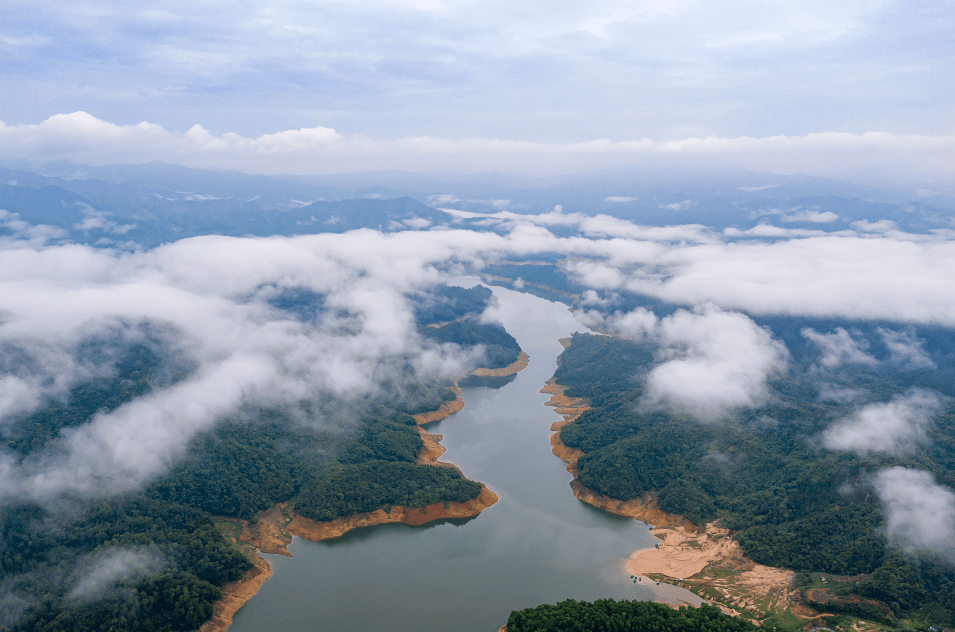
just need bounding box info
[2,161,952,249]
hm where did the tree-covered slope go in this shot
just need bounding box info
[552,332,955,626]
[506,599,756,632]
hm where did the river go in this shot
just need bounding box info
[229,286,701,632]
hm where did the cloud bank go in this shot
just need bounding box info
[874,467,955,564]
[822,389,941,455]
[586,305,789,421]
[0,230,511,505]
[1,113,955,182]
[3,205,955,507]
[802,327,878,369]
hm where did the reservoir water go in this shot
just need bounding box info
[229,286,701,632]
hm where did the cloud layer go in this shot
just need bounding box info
[1,113,954,181]
[3,207,955,507]
[584,305,789,421]
[3,1,952,154]
[874,467,955,564]
[822,389,941,455]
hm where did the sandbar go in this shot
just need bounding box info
[471,351,530,377]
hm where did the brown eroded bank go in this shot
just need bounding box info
[541,339,799,622]
[200,353,531,632]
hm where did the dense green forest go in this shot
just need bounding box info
[1,391,483,631]
[506,599,757,632]
[420,319,523,369]
[553,332,955,626]
[0,290,498,631]
[412,283,493,325]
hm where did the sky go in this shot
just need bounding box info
[2,1,954,180]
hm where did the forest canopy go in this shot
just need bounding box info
[552,330,955,626]
[0,286,500,632]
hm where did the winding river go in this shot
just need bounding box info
[229,286,701,632]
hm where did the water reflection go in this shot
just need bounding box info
[458,374,517,389]
[317,516,479,547]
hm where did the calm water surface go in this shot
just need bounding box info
[230,287,700,632]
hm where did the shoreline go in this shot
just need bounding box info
[540,378,691,530]
[541,373,799,622]
[471,351,530,377]
[203,352,529,632]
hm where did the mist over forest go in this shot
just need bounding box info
[1,161,954,630]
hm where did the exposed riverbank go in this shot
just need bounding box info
[540,377,691,531]
[542,352,800,622]
[204,357,527,632]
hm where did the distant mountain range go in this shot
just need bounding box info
[1,160,952,248]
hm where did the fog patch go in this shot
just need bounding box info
[609,305,789,422]
[0,586,31,628]
[822,389,940,455]
[878,327,936,370]
[818,384,867,403]
[67,546,166,603]
[874,467,955,564]
[0,231,494,506]
[802,327,878,369]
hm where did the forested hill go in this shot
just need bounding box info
[506,599,756,632]
[552,331,955,628]
[0,283,507,632]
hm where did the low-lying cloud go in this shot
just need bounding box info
[595,305,789,421]
[802,327,878,369]
[4,208,955,505]
[874,467,955,564]
[0,230,514,505]
[2,113,955,181]
[67,546,166,603]
[822,389,941,455]
[879,327,936,370]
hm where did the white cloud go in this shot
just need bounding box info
[1,113,954,181]
[609,234,955,325]
[802,327,878,368]
[660,200,693,211]
[878,327,936,370]
[608,305,789,421]
[4,212,955,501]
[67,546,166,602]
[780,210,839,223]
[852,219,899,233]
[874,467,955,564]
[822,389,940,455]
[0,229,526,504]
[604,196,636,202]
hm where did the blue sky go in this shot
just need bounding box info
[2,1,953,178]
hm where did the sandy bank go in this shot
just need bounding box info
[287,485,499,541]
[626,523,796,619]
[541,378,691,530]
[199,553,273,632]
[627,524,738,579]
[413,389,465,425]
[471,351,530,377]
[542,368,798,622]
[209,357,526,630]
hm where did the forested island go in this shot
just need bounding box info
[0,284,524,632]
[546,329,955,630]
[506,599,757,632]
